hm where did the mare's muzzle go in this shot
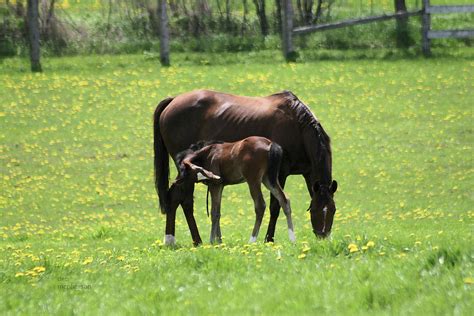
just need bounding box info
[311,207,334,239]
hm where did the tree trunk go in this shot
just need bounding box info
[225,0,231,32]
[27,0,42,72]
[282,0,296,61]
[242,0,249,36]
[274,0,282,35]
[314,0,323,24]
[296,0,303,23]
[253,0,268,36]
[303,0,314,25]
[158,0,170,66]
[394,0,413,48]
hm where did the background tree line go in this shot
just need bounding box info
[0,0,470,63]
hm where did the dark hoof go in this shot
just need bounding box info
[265,236,275,243]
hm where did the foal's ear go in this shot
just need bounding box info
[330,180,338,194]
[312,181,320,194]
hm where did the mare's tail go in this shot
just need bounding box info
[154,97,174,214]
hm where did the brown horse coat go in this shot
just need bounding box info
[154,89,336,245]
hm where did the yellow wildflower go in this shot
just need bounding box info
[32,266,46,273]
[82,257,93,265]
[464,277,473,285]
[348,243,359,253]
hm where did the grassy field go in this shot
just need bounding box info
[1,52,473,314]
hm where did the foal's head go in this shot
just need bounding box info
[309,180,338,239]
[167,150,221,210]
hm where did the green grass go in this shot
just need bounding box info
[1,52,473,314]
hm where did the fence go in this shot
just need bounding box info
[281,0,474,60]
[422,0,474,56]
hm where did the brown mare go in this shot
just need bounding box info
[167,137,294,245]
[154,90,337,245]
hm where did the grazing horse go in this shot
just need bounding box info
[167,137,295,244]
[154,90,337,246]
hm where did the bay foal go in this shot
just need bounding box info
[167,136,295,244]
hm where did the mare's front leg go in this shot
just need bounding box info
[264,180,295,242]
[181,184,203,246]
[248,181,266,243]
[265,174,287,242]
[209,184,223,244]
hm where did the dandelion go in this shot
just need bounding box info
[15,272,25,277]
[32,266,46,273]
[117,256,125,261]
[82,257,93,265]
[464,277,473,285]
[298,253,306,259]
[348,243,359,253]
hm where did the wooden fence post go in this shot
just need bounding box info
[422,0,431,56]
[282,0,296,62]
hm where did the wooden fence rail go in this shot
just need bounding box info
[281,0,474,60]
[422,0,474,56]
[293,11,422,35]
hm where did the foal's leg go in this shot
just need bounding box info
[264,179,295,242]
[209,185,223,244]
[164,205,177,246]
[265,174,287,242]
[181,189,203,246]
[248,181,266,243]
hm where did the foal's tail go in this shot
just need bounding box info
[154,97,174,214]
[267,142,283,187]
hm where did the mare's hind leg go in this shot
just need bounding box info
[209,184,223,244]
[264,178,295,242]
[248,181,266,243]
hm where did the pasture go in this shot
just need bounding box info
[1,53,473,314]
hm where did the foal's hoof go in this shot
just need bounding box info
[249,236,257,243]
[288,229,296,243]
[209,238,222,245]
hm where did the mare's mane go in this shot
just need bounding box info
[273,91,332,157]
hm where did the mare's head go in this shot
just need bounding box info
[309,180,338,239]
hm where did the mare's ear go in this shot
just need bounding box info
[312,181,320,194]
[330,180,338,194]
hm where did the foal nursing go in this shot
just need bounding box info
[167,136,295,244]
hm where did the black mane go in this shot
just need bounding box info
[278,91,331,156]
[277,91,333,185]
